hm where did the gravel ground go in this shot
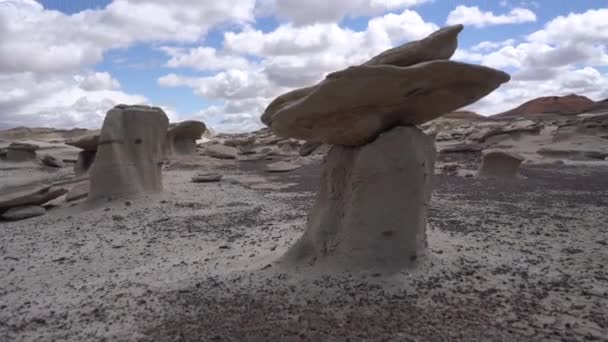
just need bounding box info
[1,155,607,341]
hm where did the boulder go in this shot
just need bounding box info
[266,161,302,173]
[0,185,68,211]
[191,173,223,183]
[263,60,509,146]
[6,142,39,161]
[41,154,64,168]
[261,25,510,146]
[205,144,238,159]
[165,120,206,156]
[299,141,323,157]
[224,136,255,147]
[88,104,169,202]
[477,151,524,178]
[65,134,99,151]
[281,126,435,271]
[1,205,46,221]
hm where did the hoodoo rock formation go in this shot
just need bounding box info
[165,120,206,156]
[66,134,99,176]
[477,151,524,178]
[6,143,39,161]
[262,24,510,271]
[87,105,169,202]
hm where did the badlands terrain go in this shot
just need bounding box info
[1,24,607,342]
[0,98,607,341]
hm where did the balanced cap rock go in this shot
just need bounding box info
[263,24,510,271]
[262,25,510,146]
[165,120,206,156]
[88,104,169,202]
[6,142,39,161]
[66,134,99,176]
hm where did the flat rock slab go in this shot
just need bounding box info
[0,186,68,210]
[65,134,99,151]
[205,145,238,159]
[266,161,302,173]
[2,205,46,221]
[66,183,89,202]
[191,173,223,183]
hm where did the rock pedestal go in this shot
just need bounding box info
[282,126,435,271]
[165,120,206,156]
[88,105,169,202]
[67,134,99,176]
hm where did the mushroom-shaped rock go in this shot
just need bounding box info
[6,143,39,161]
[166,120,206,156]
[280,126,435,271]
[477,151,524,178]
[262,60,510,146]
[74,151,96,177]
[65,134,99,151]
[66,134,99,176]
[88,105,169,202]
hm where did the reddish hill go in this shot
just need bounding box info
[492,94,595,119]
[585,98,608,113]
[443,111,488,120]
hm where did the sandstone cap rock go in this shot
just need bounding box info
[65,134,100,151]
[168,121,206,140]
[262,60,510,146]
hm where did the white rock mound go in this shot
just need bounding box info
[88,104,169,202]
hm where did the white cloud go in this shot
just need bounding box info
[76,72,121,91]
[256,0,430,25]
[160,46,251,71]
[446,5,536,28]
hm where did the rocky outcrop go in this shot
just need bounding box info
[299,141,323,157]
[191,173,223,183]
[266,161,301,173]
[0,185,68,213]
[477,151,524,178]
[6,143,39,161]
[88,105,169,202]
[281,126,435,271]
[165,120,206,156]
[443,111,487,120]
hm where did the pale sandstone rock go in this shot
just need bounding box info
[88,105,169,202]
[41,154,64,168]
[191,173,223,183]
[6,143,39,161]
[280,126,435,271]
[477,151,524,178]
[166,120,206,156]
[65,182,89,202]
[262,60,509,146]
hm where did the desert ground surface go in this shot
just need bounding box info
[1,113,608,341]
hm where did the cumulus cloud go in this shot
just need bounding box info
[256,0,430,25]
[76,72,121,91]
[160,9,438,131]
[160,47,251,71]
[446,5,536,28]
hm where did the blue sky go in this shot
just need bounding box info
[1,0,607,131]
